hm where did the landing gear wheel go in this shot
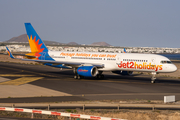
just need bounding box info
[96,74,104,79]
[74,75,84,79]
[77,75,81,79]
[74,75,80,79]
[74,75,77,79]
[96,74,100,79]
[151,80,155,83]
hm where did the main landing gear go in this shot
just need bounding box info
[151,72,156,83]
[74,74,84,79]
[73,68,82,79]
[96,71,104,79]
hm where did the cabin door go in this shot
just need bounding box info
[116,54,121,67]
[151,57,156,65]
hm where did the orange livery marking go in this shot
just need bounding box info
[60,52,117,58]
[7,51,10,56]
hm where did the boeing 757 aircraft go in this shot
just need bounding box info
[6,23,177,83]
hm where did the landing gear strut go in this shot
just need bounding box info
[151,72,156,83]
[73,68,80,79]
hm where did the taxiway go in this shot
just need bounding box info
[0,62,180,103]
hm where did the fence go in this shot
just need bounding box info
[0,107,126,120]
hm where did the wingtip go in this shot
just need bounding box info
[24,23,31,26]
[6,47,14,59]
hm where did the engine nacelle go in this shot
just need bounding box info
[112,71,133,76]
[77,66,98,77]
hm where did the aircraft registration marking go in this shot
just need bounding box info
[0,77,43,85]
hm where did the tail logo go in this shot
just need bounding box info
[27,35,45,59]
[28,35,44,53]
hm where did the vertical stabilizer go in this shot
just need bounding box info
[24,23,48,53]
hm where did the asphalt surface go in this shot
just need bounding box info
[0,62,180,103]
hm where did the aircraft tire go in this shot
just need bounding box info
[77,75,81,79]
[151,80,155,83]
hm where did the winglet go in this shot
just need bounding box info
[124,48,127,53]
[6,47,15,59]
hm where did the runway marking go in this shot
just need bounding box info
[0,77,43,85]
[0,66,58,78]
[0,77,11,83]
[0,74,34,77]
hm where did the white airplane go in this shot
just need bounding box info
[6,23,177,83]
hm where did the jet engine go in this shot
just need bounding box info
[77,66,98,77]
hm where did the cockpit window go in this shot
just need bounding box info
[160,61,172,64]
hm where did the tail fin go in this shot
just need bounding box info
[24,23,48,53]
[124,48,127,53]
[6,47,15,59]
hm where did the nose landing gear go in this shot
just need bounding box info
[151,72,156,83]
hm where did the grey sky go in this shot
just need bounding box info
[0,0,180,48]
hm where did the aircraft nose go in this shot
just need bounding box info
[171,64,177,72]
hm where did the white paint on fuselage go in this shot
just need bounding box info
[48,51,177,73]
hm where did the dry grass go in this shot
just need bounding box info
[1,109,180,120]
